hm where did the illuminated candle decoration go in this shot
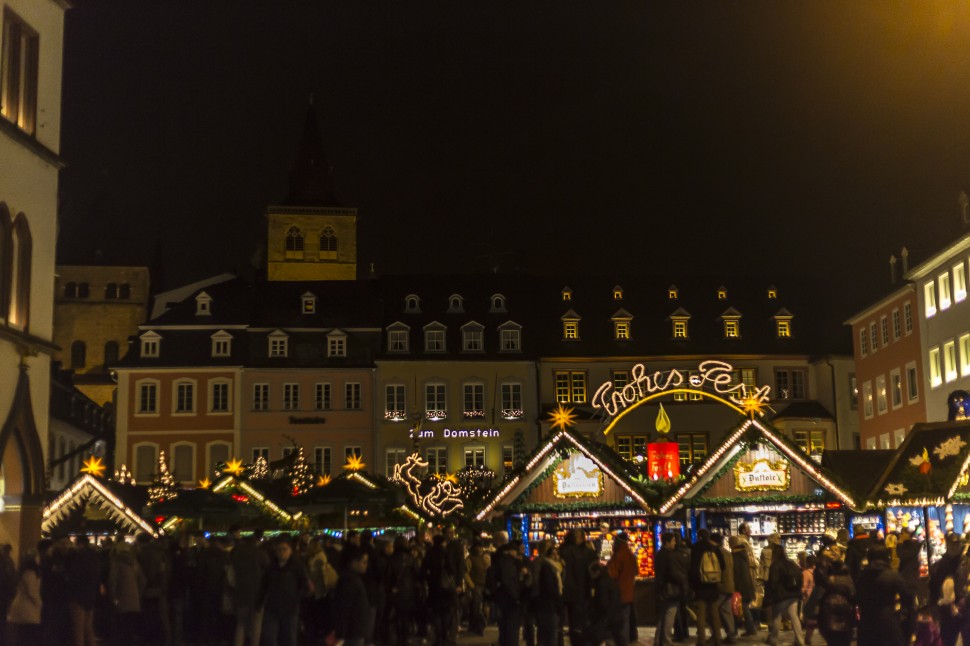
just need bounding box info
[647,442,681,481]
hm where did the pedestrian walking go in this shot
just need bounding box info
[489,541,522,646]
[689,528,724,646]
[335,546,370,646]
[654,532,686,646]
[107,541,145,646]
[765,543,805,646]
[7,550,41,646]
[710,533,736,644]
[930,533,966,646]
[66,535,101,646]
[815,558,855,646]
[465,540,488,636]
[388,536,420,646]
[728,535,757,637]
[607,533,637,644]
[532,541,563,646]
[423,534,459,646]
[260,537,309,646]
[588,561,625,646]
[857,544,916,646]
[560,529,595,646]
[231,530,269,646]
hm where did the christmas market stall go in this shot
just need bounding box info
[42,458,160,539]
[658,416,865,565]
[867,419,970,569]
[293,469,414,534]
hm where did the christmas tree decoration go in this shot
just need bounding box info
[148,451,178,505]
[223,458,245,477]
[251,456,269,480]
[114,464,133,485]
[343,453,366,472]
[81,456,106,478]
[288,446,313,496]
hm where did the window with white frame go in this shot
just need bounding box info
[211,331,232,358]
[426,383,447,419]
[925,281,938,317]
[945,340,958,382]
[891,369,902,409]
[930,347,942,387]
[940,273,953,311]
[195,292,212,316]
[345,382,362,410]
[956,262,968,303]
[302,292,317,314]
[253,383,270,411]
[462,325,484,352]
[388,328,409,352]
[140,332,161,358]
[880,316,889,346]
[208,442,231,473]
[502,445,514,476]
[850,374,858,410]
[904,301,914,333]
[907,361,919,402]
[269,332,288,357]
[613,370,630,389]
[135,444,158,483]
[500,325,521,352]
[328,334,347,358]
[315,447,332,475]
[863,381,873,418]
[283,383,300,410]
[252,447,269,463]
[892,309,901,341]
[859,328,869,357]
[137,381,159,414]
[345,446,362,462]
[385,448,407,477]
[210,380,231,413]
[774,368,807,400]
[563,320,580,340]
[174,381,195,414]
[464,447,486,468]
[385,384,406,421]
[880,433,891,450]
[554,371,587,403]
[315,382,331,410]
[741,368,757,389]
[501,383,523,419]
[463,383,484,419]
[865,437,877,450]
[425,327,446,352]
[870,322,879,351]
[894,428,906,447]
[171,443,195,483]
[426,447,447,474]
[962,334,970,377]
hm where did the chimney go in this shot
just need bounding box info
[889,254,897,284]
[901,247,909,275]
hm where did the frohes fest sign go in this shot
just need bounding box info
[592,360,771,419]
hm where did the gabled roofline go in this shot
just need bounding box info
[843,283,916,326]
[42,474,159,537]
[905,234,970,281]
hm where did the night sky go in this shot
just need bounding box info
[57,2,970,316]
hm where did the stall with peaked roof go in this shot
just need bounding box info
[659,416,863,563]
[42,472,160,538]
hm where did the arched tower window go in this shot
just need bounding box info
[0,204,11,323]
[9,213,31,329]
[320,226,337,253]
[104,341,119,367]
[285,227,305,258]
[71,340,86,370]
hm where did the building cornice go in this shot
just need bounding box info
[843,283,916,326]
[905,234,970,280]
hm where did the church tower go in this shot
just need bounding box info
[266,97,357,281]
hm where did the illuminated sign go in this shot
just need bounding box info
[410,427,501,439]
[553,454,604,498]
[647,442,680,481]
[734,459,790,492]
[592,360,771,418]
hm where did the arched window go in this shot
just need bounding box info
[105,282,118,299]
[64,282,77,298]
[285,227,304,253]
[70,340,86,369]
[77,282,89,298]
[0,204,11,323]
[118,283,131,299]
[9,214,31,329]
[320,226,337,253]
[104,341,119,367]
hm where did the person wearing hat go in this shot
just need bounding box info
[845,524,874,585]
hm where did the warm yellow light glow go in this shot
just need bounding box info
[549,404,577,432]
[81,456,106,478]
[344,454,366,472]
[317,474,332,487]
[223,458,245,477]
[444,473,458,484]
[198,478,211,489]
[655,403,671,434]
[740,393,768,418]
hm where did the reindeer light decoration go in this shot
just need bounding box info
[393,452,464,517]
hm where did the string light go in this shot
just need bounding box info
[393,452,464,517]
[42,474,159,537]
[212,475,293,524]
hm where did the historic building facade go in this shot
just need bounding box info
[0,0,67,552]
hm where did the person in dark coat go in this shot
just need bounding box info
[844,524,873,584]
[259,537,309,646]
[896,529,922,601]
[765,543,805,646]
[587,562,625,646]
[231,531,269,646]
[672,533,692,642]
[490,541,522,646]
[856,544,915,646]
[655,532,687,646]
[0,543,16,645]
[388,536,419,646]
[929,533,965,646]
[443,528,466,643]
[532,541,563,646]
[66,535,102,646]
[40,537,72,646]
[728,535,757,636]
[195,535,231,643]
[422,534,459,646]
[335,546,370,646]
[135,534,170,645]
[689,528,724,646]
[559,529,596,646]
[815,558,855,646]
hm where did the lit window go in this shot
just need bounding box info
[328,334,347,357]
[554,371,586,403]
[425,384,447,419]
[463,383,484,419]
[613,286,623,300]
[850,374,858,410]
[880,433,891,450]
[929,347,942,387]
[925,281,938,317]
[675,433,708,466]
[501,383,522,419]
[940,273,953,311]
[892,309,901,341]
[962,334,970,377]
[767,287,777,299]
[775,368,807,400]
[561,288,572,301]
[794,430,825,455]
[285,227,304,258]
[904,301,914,333]
[668,286,678,299]
[876,374,887,414]
[502,445,514,476]
[614,321,630,340]
[776,320,791,338]
[724,319,740,338]
[1,9,38,135]
[741,368,757,389]
[717,287,727,300]
[672,320,688,338]
[945,340,958,382]
[563,321,579,340]
[956,263,968,303]
[906,362,919,402]
[863,381,873,418]
[891,369,902,409]
[302,293,316,314]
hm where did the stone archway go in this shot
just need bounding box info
[0,365,46,553]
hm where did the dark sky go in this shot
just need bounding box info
[58,2,970,313]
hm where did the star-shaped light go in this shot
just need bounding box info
[317,474,332,487]
[81,456,106,478]
[198,478,211,489]
[443,472,458,485]
[343,454,366,472]
[740,393,766,418]
[548,404,577,432]
[222,458,245,477]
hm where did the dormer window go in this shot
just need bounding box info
[462,321,484,352]
[211,330,232,358]
[140,331,161,358]
[448,294,464,313]
[668,285,678,300]
[774,309,794,338]
[424,322,446,352]
[490,294,507,313]
[670,308,691,339]
[767,286,778,299]
[717,286,728,300]
[387,323,410,353]
[613,285,624,300]
[611,308,633,340]
[562,287,573,301]
[268,330,289,358]
[498,321,522,352]
[673,320,688,338]
[302,292,317,314]
[196,292,212,316]
[777,320,791,337]
[561,310,581,340]
[405,294,421,313]
[327,330,347,358]
[721,308,742,338]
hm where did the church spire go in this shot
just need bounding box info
[283,94,339,206]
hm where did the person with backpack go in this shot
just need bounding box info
[815,558,855,646]
[689,528,724,646]
[710,533,737,644]
[857,544,915,646]
[765,543,805,646]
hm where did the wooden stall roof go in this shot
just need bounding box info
[42,474,159,537]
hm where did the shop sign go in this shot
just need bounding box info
[554,454,604,498]
[410,427,501,439]
[734,459,790,492]
[592,359,771,418]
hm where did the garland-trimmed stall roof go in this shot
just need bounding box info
[821,449,896,504]
[868,420,970,507]
[42,474,159,537]
[658,417,861,515]
[475,428,658,521]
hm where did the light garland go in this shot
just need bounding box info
[659,421,750,515]
[349,472,378,490]
[392,452,464,517]
[212,475,294,524]
[947,448,970,499]
[475,431,564,521]
[42,474,159,537]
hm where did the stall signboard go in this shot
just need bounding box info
[647,442,680,480]
[734,459,790,492]
[553,454,604,498]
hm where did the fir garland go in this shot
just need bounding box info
[689,494,826,508]
[511,501,644,513]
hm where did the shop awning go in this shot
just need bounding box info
[42,474,159,538]
[475,428,657,521]
[868,420,970,508]
[658,417,862,515]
